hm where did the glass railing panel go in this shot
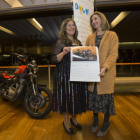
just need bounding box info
[116,63,140,77]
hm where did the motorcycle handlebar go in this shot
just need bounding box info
[13,53,23,57]
[13,53,27,64]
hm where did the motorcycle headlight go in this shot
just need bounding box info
[31,60,36,65]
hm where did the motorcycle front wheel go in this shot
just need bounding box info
[0,94,8,101]
[24,86,53,119]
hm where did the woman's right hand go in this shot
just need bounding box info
[56,47,71,62]
[63,47,71,55]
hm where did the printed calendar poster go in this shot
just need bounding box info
[70,46,100,82]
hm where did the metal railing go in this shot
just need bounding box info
[0,63,140,90]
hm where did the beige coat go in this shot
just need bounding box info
[85,30,119,95]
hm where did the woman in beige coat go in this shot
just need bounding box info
[85,11,119,137]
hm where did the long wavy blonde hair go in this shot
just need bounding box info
[59,18,81,45]
[90,11,110,33]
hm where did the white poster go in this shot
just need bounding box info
[70,46,100,82]
[73,0,94,45]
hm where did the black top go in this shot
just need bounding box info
[51,39,88,115]
[95,35,103,48]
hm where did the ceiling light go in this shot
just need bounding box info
[119,42,140,45]
[0,26,16,36]
[33,18,42,28]
[5,0,23,7]
[110,11,131,28]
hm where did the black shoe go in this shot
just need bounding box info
[70,118,82,130]
[63,122,74,135]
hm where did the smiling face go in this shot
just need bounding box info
[91,14,102,30]
[65,21,76,37]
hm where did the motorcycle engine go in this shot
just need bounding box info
[0,78,17,96]
[8,77,26,97]
[8,83,19,96]
[1,77,25,98]
[8,77,19,96]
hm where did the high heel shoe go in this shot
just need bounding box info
[63,122,74,135]
[70,118,82,130]
[97,122,112,137]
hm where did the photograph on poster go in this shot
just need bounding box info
[70,46,100,82]
[72,47,97,61]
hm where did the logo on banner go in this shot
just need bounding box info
[75,3,89,15]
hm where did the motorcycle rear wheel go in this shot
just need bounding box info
[24,86,53,119]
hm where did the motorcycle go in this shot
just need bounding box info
[0,48,53,119]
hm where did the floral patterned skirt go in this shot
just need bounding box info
[88,83,116,116]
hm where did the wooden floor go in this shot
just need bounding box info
[0,93,140,140]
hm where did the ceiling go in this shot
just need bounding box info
[0,15,72,46]
[110,11,140,42]
[0,7,140,46]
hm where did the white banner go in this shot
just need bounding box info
[73,0,94,45]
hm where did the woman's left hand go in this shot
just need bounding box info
[99,67,107,76]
